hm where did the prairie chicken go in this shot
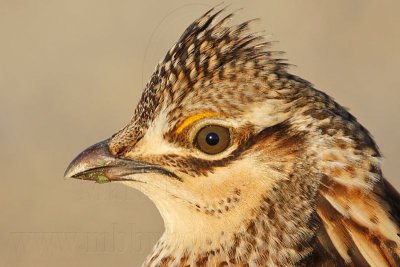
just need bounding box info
[65,7,400,267]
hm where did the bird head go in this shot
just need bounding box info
[65,7,400,266]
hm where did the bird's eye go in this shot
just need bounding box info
[195,125,231,154]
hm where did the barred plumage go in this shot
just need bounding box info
[65,6,400,266]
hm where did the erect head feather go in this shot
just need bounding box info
[109,7,291,155]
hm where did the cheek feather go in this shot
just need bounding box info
[136,121,307,178]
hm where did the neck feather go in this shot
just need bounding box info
[142,165,320,267]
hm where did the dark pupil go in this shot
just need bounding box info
[205,132,220,146]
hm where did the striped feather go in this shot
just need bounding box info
[317,177,400,266]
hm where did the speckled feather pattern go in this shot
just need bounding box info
[105,7,400,267]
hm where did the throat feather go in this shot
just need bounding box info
[143,171,319,267]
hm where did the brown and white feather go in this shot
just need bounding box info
[99,6,400,266]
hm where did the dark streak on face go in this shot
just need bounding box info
[150,121,307,177]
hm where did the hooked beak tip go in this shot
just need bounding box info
[64,140,115,181]
[64,139,181,183]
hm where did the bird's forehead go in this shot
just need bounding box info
[109,8,289,155]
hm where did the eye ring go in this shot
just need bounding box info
[194,125,231,155]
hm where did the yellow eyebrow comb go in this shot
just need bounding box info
[175,111,219,134]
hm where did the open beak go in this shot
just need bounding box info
[64,140,179,183]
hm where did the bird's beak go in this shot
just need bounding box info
[64,140,179,183]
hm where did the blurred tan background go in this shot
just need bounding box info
[0,0,399,266]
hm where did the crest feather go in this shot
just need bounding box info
[109,6,290,154]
